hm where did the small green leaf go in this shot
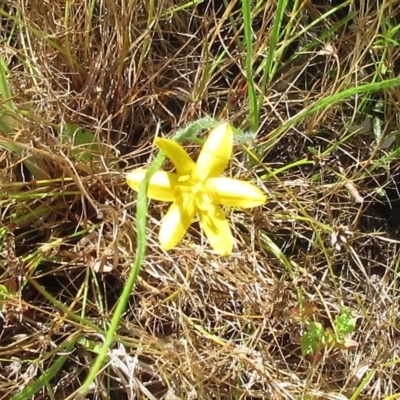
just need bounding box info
[335,307,357,339]
[0,284,9,301]
[60,123,100,163]
[301,321,324,357]
[309,173,321,182]
[77,337,103,354]
[374,187,386,197]
[307,146,318,155]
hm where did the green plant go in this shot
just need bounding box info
[301,307,358,359]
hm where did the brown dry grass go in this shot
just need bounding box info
[1,1,400,399]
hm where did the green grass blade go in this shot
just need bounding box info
[242,0,258,131]
[0,54,16,111]
[261,78,400,153]
[10,334,79,400]
[262,0,289,88]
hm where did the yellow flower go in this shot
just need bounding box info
[126,123,267,255]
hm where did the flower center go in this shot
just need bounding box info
[176,174,214,211]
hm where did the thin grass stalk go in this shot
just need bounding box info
[241,0,258,131]
[261,0,289,93]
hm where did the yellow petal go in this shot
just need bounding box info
[154,138,196,176]
[126,168,178,201]
[159,196,196,250]
[205,177,267,208]
[198,205,233,255]
[197,123,233,179]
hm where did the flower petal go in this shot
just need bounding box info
[159,196,196,250]
[197,123,233,179]
[126,168,178,201]
[198,204,233,255]
[154,138,196,176]
[205,177,267,208]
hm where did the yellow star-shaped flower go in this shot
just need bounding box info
[126,123,266,255]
